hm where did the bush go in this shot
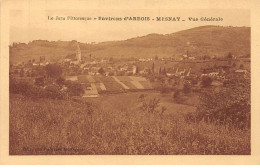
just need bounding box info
[10,78,30,95]
[183,81,191,94]
[35,77,44,86]
[45,64,62,78]
[98,67,105,75]
[139,95,164,114]
[201,76,212,87]
[65,81,85,96]
[10,77,64,99]
[173,90,186,104]
[56,77,65,86]
[160,85,171,93]
[195,80,250,129]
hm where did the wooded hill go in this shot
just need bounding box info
[10,25,250,63]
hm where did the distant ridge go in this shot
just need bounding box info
[10,25,250,63]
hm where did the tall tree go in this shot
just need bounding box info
[152,62,155,74]
[163,67,166,75]
[20,68,24,77]
[155,55,158,61]
[98,67,105,75]
[45,64,62,78]
[227,52,233,59]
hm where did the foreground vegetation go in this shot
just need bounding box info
[10,91,250,155]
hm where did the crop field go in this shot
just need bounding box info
[139,81,153,89]
[86,75,95,83]
[114,76,133,81]
[121,81,138,89]
[66,75,153,93]
[99,83,106,90]
[77,75,88,83]
[102,81,125,92]
[94,83,107,92]
[93,76,115,82]
[131,81,144,89]
[94,83,102,92]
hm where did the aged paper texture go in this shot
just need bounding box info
[1,0,260,165]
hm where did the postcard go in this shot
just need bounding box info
[1,0,260,165]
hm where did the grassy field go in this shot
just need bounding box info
[10,92,250,155]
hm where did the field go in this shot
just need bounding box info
[66,75,153,94]
[10,92,250,155]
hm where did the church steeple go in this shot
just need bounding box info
[76,43,81,62]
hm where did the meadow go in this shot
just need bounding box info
[9,91,250,155]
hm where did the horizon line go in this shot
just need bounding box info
[10,25,251,45]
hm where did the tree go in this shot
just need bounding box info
[109,72,114,76]
[162,67,166,75]
[191,77,198,85]
[98,67,105,75]
[56,77,65,86]
[66,82,85,96]
[202,69,207,74]
[227,52,233,59]
[239,64,244,69]
[227,62,232,68]
[109,57,114,62]
[203,55,210,60]
[155,55,158,60]
[10,78,30,95]
[196,80,250,129]
[173,89,184,103]
[213,63,218,69]
[14,69,18,75]
[20,68,24,77]
[183,81,191,94]
[45,64,62,78]
[26,71,31,77]
[152,62,155,73]
[201,76,212,87]
[35,77,44,86]
[135,66,139,74]
[37,67,46,76]
[140,96,161,113]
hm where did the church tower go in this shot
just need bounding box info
[76,43,81,62]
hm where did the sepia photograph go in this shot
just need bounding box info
[7,8,252,155]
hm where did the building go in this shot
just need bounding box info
[65,42,82,64]
[76,43,81,62]
[133,65,137,74]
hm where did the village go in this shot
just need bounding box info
[9,41,250,99]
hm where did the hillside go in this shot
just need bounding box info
[10,93,250,154]
[9,25,250,63]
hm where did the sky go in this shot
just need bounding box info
[9,9,250,44]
